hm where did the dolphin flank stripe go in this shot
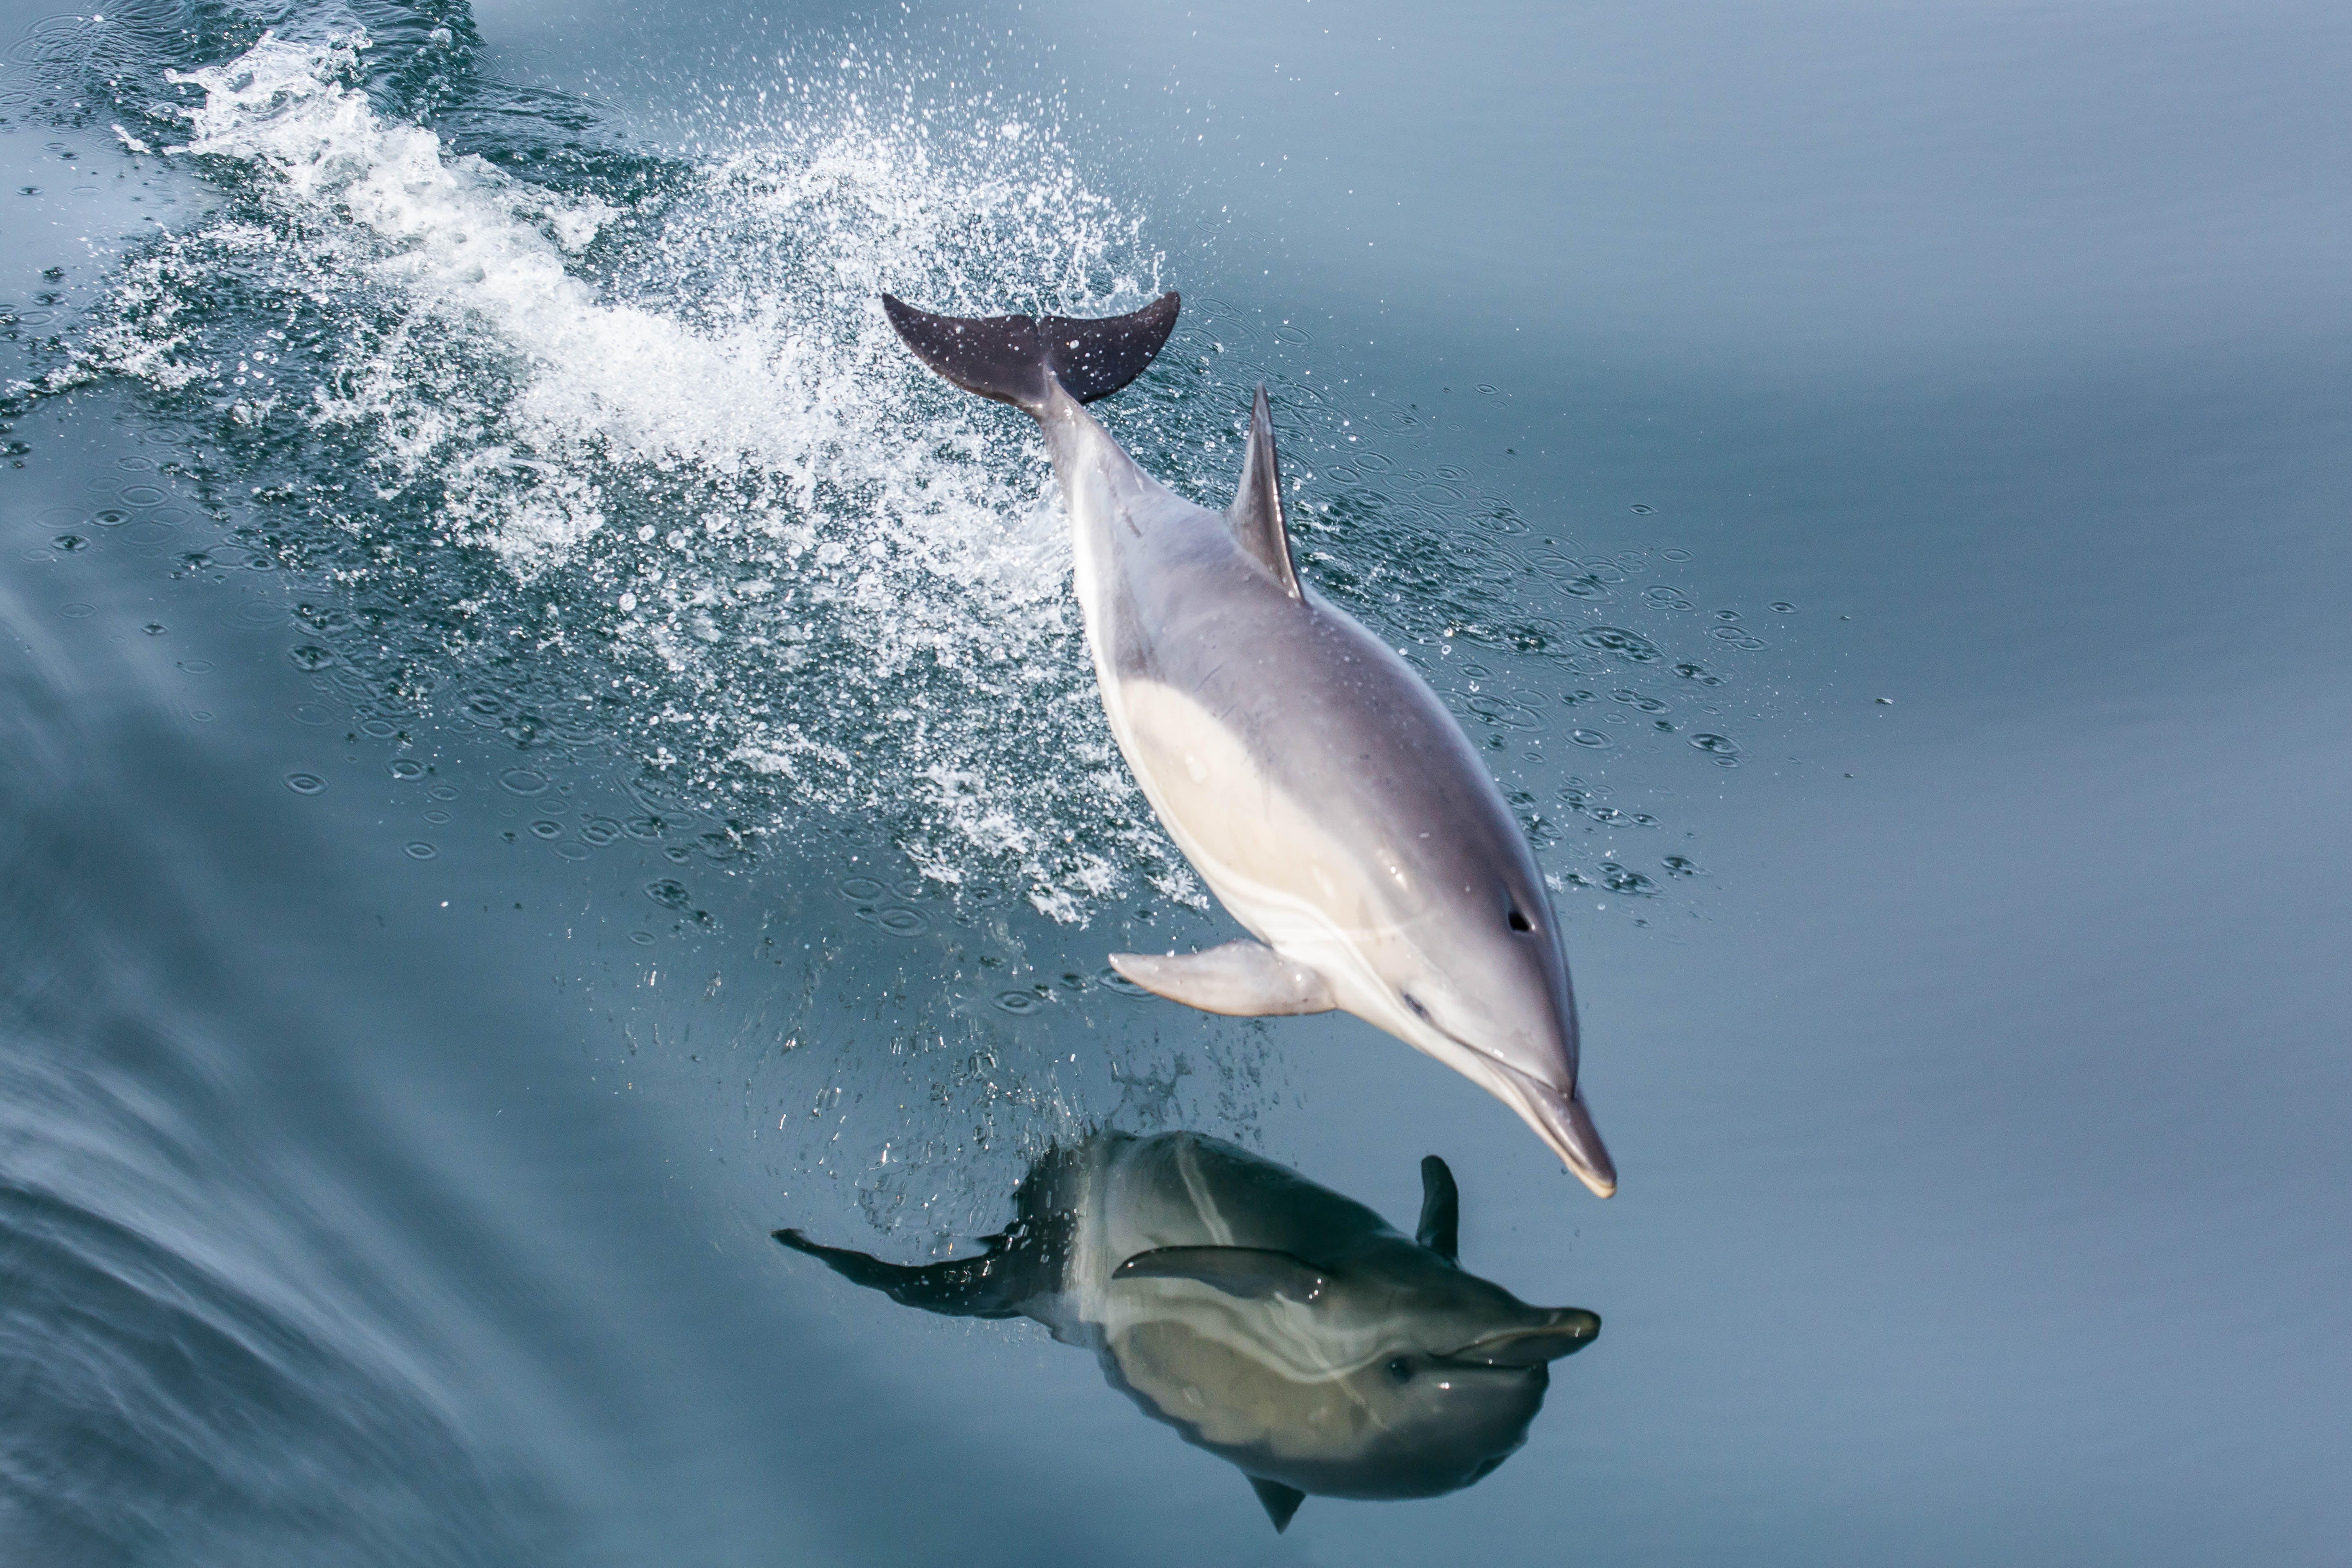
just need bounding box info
[881,290,1617,1197]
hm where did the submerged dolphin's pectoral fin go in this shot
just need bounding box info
[879,292,1180,416]
[1227,385,1303,600]
[1248,1476,1307,1533]
[1108,939,1335,1017]
[771,1227,1036,1320]
[1113,1245,1329,1303]
[1416,1154,1462,1263]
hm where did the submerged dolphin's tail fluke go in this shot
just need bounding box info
[772,1227,1042,1319]
[881,292,1181,416]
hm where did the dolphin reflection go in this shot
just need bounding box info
[774,1132,1599,1531]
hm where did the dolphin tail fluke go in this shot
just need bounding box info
[1248,1477,1307,1533]
[881,292,1181,416]
[771,1227,1040,1320]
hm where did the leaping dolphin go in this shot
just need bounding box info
[775,1131,1601,1530]
[883,291,1616,1197]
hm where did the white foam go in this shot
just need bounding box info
[124,29,1192,919]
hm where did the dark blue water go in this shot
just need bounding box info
[4,2,2348,1562]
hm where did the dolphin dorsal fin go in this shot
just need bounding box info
[1227,385,1303,600]
[1248,1477,1307,1533]
[1416,1155,1460,1263]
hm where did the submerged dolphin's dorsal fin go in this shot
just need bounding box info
[1416,1155,1461,1263]
[1248,1476,1307,1533]
[1114,1245,1328,1303]
[1227,385,1303,600]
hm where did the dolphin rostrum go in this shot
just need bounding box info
[883,292,1615,1196]
[775,1131,1600,1530]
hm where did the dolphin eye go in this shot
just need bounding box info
[1386,1356,1414,1384]
[1507,908,1533,933]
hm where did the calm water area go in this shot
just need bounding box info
[2,2,2348,1563]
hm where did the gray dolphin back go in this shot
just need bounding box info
[881,292,1180,413]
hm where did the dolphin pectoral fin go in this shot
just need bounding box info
[1107,940,1336,1016]
[1415,1155,1462,1263]
[1227,385,1303,600]
[1247,1477,1307,1534]
[1114,1245,1329,1303]
[880,292,1180,414]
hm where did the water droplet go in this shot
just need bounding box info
[991,990,1041,1015]
[1691,733,1740,756]
[227,600,285,628]
[1601,863,1656,895]
[645,878,691,910]
[1576,626,1661,663]
[498,767,549,795]
[288,644,335,670]
[530,820,562,838]
[404,841,438,859]
[283,773,326,795]
[389,759,425,779]
[59,602,94,618]
[1628,503,1654,514]
[628,931,656,946]
[1664,855,1700,876]
[142,622,165,636]
[177,659,214,674]
[875,906,928,936]
[1569,728,1612,748]
[52,534,85,551]
[1100,966,1151,997]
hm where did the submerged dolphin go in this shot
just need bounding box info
[775,1131,1599,1530]
[883,292,1615,1196]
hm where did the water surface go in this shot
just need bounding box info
[3,1,2348,1562]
